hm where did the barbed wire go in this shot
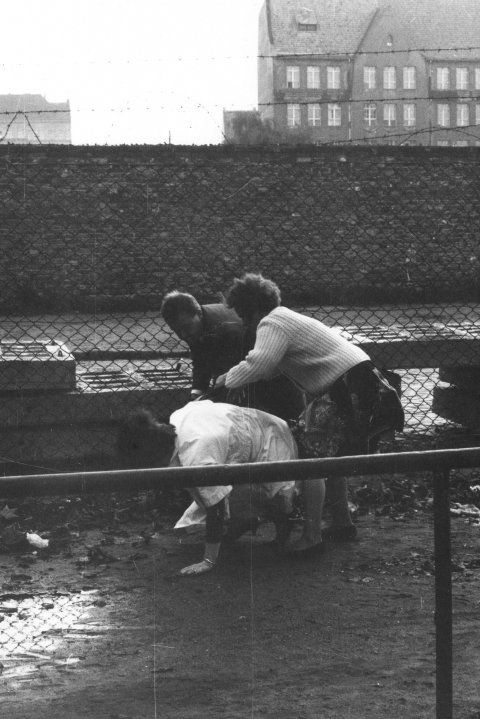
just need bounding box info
[1,44,480,68]
[314,122,480,146]
[0,111,42,143]
[1,91,480,117]
[258,94,480,108]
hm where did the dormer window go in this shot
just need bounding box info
[296,8,317,31]
[386,34,393,47]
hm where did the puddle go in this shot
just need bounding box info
[0,590,96,677]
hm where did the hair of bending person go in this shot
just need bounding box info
[225,273,281,319]
[161,291,202,324]
[117,409,176,468]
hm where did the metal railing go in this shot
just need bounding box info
[2,446,480,719]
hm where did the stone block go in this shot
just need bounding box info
[0,340,76,391]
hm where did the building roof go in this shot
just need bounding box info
[0,94,70,113]
[262,0,380,56]
[262,0,480,59]
[360,0,480,60]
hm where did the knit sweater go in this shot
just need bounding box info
[225,306,370,398]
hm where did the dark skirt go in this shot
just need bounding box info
[294,361,404,459]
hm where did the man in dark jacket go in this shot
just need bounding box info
[160,290,304,420]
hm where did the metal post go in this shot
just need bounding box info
[433,470,453,719]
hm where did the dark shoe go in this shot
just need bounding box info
[322,524,358,542]
[287,542,326,559]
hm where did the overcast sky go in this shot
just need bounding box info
[1,0,263,145]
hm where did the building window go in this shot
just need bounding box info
[383,67,396,89]
[457,104,469,127]
[327,103,341,126]
[363,66,376,89]
[327,66,341,89]
[476,68,480,90]
[383,103,396,127]
[453,140,468,146]
[287,103,301,127]
[403,103,416,127]
[437,103,450,126]
[476,104,480,125]
[456,68,469,90]
[363,103,376,126]
[298,23,317,31]
[286,66,300,89]
[436,67,449,90]
[437,140,449,146]
[403,67,416,89]
[307,66,320,89]
[307,103,321,126]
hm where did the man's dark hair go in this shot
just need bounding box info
[225,273,281,320]
[161,291,201,325]
[117,410,176,469]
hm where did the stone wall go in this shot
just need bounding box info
[1,144,479,312]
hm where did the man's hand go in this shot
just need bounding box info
[180,559,215,576]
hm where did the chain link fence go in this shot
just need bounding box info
[1,145,479,475]
[1,143,480,708]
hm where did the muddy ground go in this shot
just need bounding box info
[1,469,480,719]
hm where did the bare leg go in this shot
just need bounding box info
[289,477,325,551]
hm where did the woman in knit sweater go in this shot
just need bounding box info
[215,273,403,557]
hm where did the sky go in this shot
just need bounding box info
[1,0,264,145]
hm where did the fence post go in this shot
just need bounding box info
[433,469,453,719]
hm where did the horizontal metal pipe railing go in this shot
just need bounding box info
[0,446,480,497]
[2,446,478,719]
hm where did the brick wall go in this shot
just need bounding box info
[0,144,479,312]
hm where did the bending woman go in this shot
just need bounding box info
[215,273,403,557]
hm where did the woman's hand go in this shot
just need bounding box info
[214,373,226,389]
[180,559,215,576]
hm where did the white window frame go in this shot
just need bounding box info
[327,103,341,126]
[457,103,469,127]
[403,103,416,127]
[327,66,341,89]
[307,66,320,89]
[383,103,396,127]
[363,103,376,126]
[383,66,396,89]
[476,68,480,90]
[456,68,468,90]
[476,103,480,125]
[363,66,376,89]
[307,103,321,126]
[287,103,301,127]
[286,66,300,89]
[437,140,449,147]
[403,66,416,90]
[436,67,449,90]
[437,103,450,127]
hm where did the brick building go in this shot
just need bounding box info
[258,0,480,146]
[0,94,71,144]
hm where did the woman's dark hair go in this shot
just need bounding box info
[225,273,281,320]
[117,410,176,468]
[161,291,201,325]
